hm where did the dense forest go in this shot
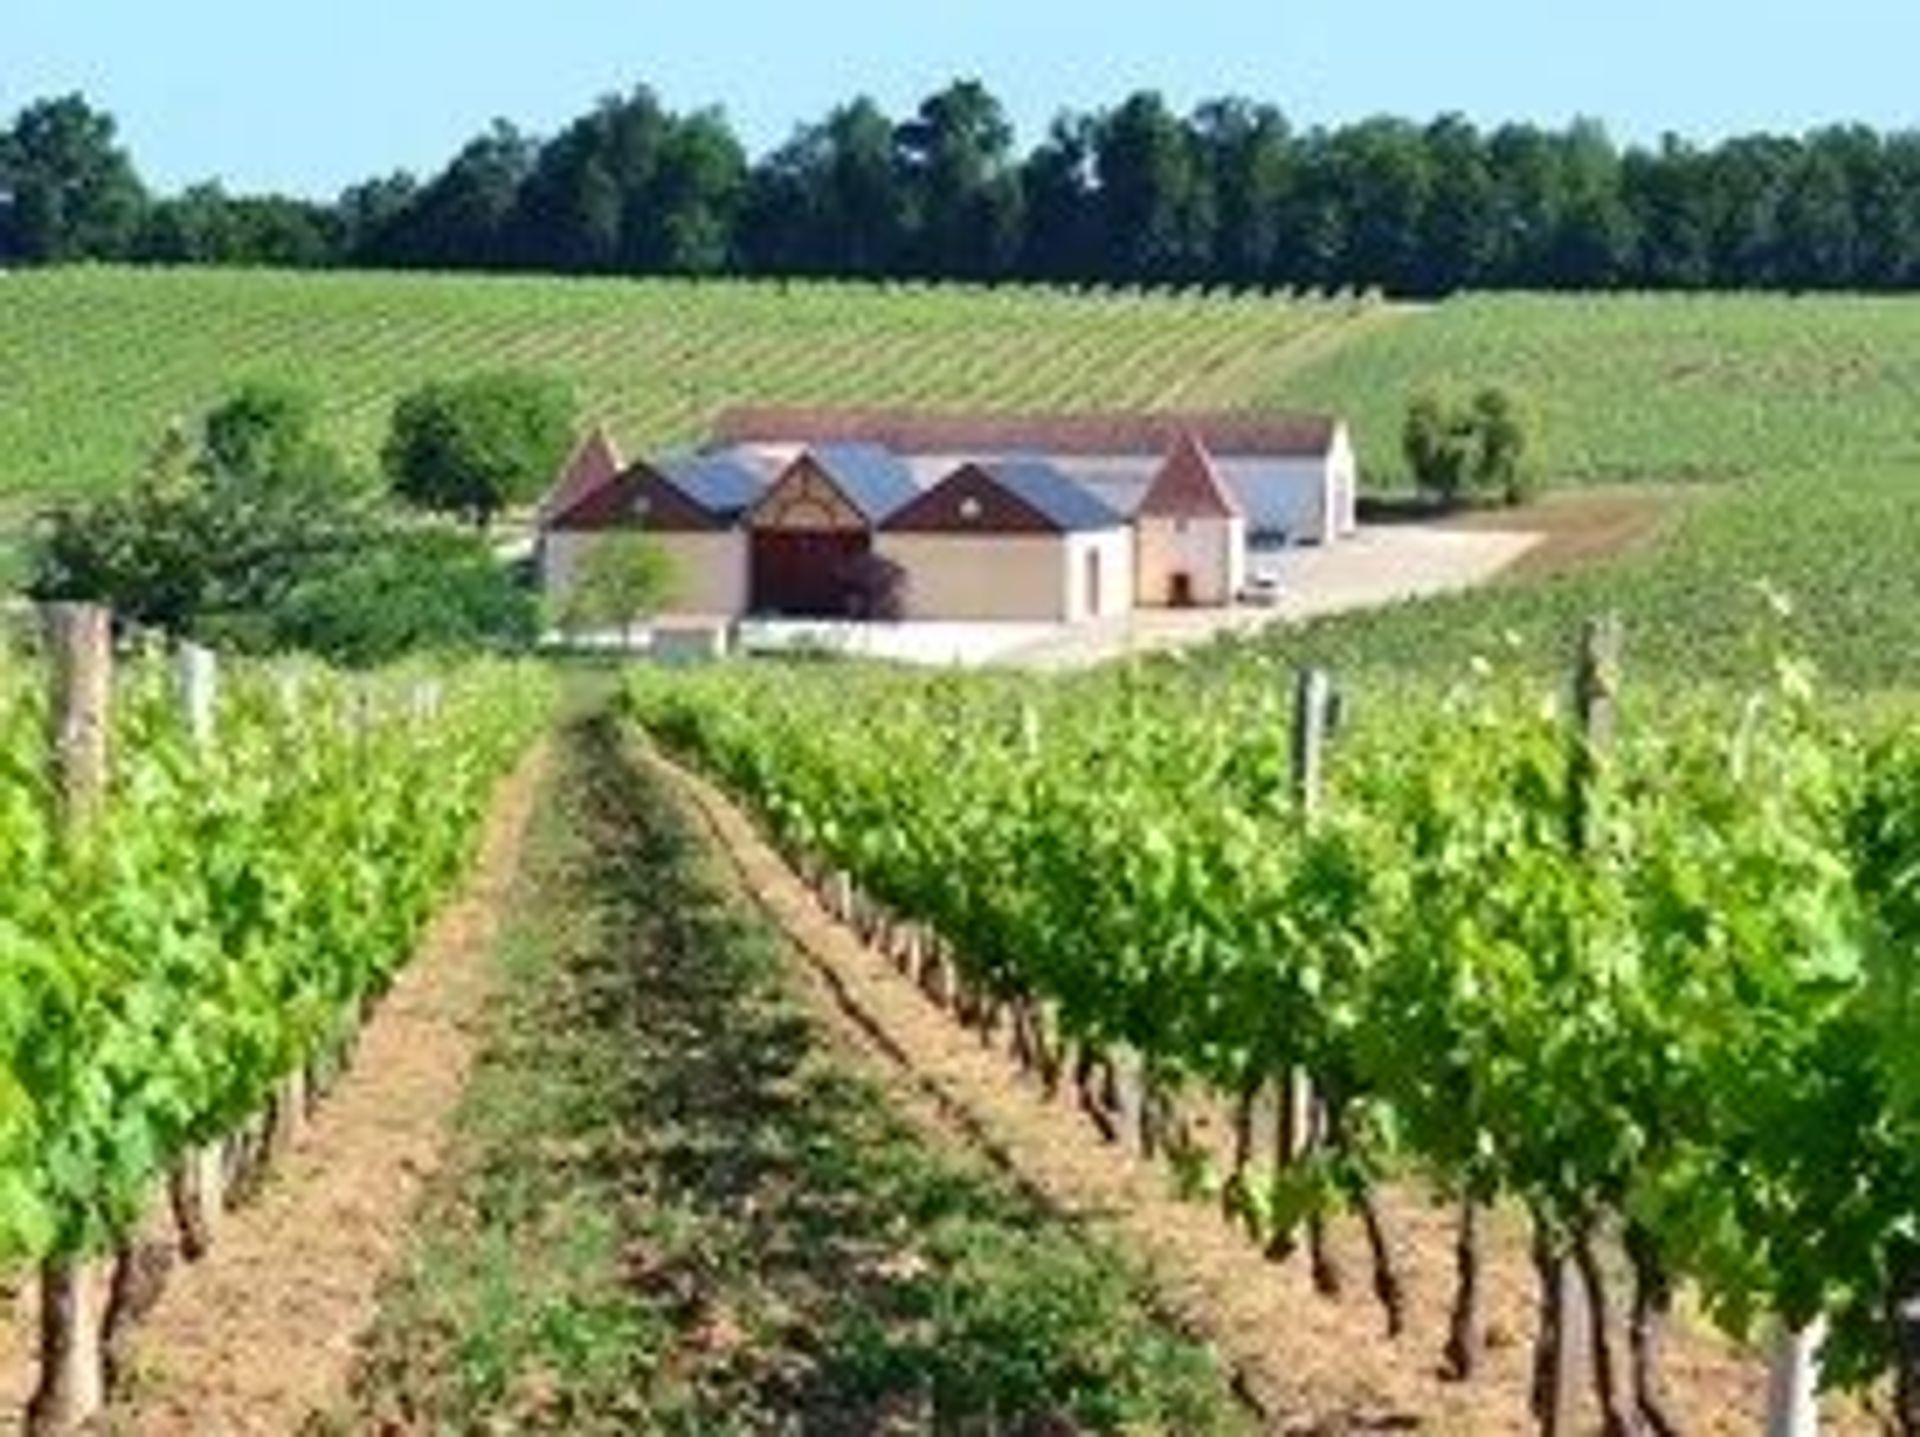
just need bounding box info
[6,81,1920,294]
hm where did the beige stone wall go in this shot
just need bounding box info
[877,534,1071,620]
[1134,514,1246,607]
[541,529,748,618]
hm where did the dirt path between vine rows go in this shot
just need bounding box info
[648,743,1872,1436]
[97,743,548,1436]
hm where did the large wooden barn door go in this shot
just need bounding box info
[750,532,869,616]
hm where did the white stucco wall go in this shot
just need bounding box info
[1134,514,1247,607]
[1064,528,1135,622]
[541,529,748,617]
[1329,425,1359,537]
[878,534,1072,621]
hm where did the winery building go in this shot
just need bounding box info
[540,407,1357,623]
[878,459,1133,622]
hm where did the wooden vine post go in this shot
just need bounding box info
[1537,616,1619,1437]
[1283,668,1332,1164]
[28,604,114,1434]
[169,643,225,1260]
[1767,1317,1826,1437]
[1275,668,1342,1292]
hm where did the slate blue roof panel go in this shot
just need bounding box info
[809,443,922,523]
[657,452,769,520]
[982,459,1123,532]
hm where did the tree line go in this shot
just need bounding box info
[8,83,1920,294]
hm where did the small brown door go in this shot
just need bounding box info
[1169,571,1194,608]
[1085,547,1102,617]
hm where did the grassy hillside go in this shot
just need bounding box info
[1270,291,1920,487]
[0,266,1360,521]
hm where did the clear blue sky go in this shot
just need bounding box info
[10,1,1919,198]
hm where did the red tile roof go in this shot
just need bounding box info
[1136,431,1243,519]
[712,407,1340,458]
[539,427,623,522]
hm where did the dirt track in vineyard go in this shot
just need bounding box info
[100,744,548,1435]
[648,741,1871,1435]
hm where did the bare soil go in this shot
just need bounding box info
[650,744,1874,1436]
[1447,486,1689,582]
[98,743,548,1436]
[336,713,1246,1432]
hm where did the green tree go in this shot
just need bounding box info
[1417,114,1496,294]
[1094,92,1211,280]
[0,94,146,262]
[335,171,418,261]
[649,108,748,274]
[1468,386,1535,505]
[133,181,239,263]
[1017,113,1102,281]
[1325,116,1430,292]
[30,382,535,662]
[1402,386,1536,506]
[557,532,678,648]
[896,80,1023,278]
[261,526,539,666]
[371,120,533,269]
[383,371,575,528]
[1193,99,1291,286]
[29,381,371,631]
[202,380,322,480]
[1402,390,1474,504]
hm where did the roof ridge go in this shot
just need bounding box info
[711,406,1340,457]
[1137,428,1244,520]
[541,425,626,524]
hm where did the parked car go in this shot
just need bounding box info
[1239,569,1285,607]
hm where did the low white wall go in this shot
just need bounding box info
[1329,429,1359,537]
[879,534,1071,621]
[1064,528,1135,622]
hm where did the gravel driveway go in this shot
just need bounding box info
[1001,524,1539,669]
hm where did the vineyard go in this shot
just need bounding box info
[9,276,1920,519]
[0,266,1361,520]
[10,264,1920,1424]
[628,627,1920,1430]
[0,609,550,1429]
[1240,461,1920,694]
[1273,292,1920,488]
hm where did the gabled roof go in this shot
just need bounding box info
[713,407,1341,459]
[540,427,624,522]
[655,451,767,521]
[977,460,1122,531]
[884,459,1122,535]
[547,450,766,533]
[803,443,922,523]
[1138,431,1244,520]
